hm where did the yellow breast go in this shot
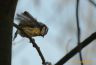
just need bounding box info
[22,27,41,37]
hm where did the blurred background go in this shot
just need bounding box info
[12,0,96,65]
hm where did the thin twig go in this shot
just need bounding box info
[89,0,96,7]
[55,32,96,65]
[13,23,46,64]
[76,0,84,65]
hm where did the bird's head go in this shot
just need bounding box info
[40,24,48,37]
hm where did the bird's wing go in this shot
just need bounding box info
[16,12,30,22]
[16,11,41,28]
[22,11,38,23]
[16,14,35,27]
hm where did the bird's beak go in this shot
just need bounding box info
[41,35,45,38]
[42,36,44,38]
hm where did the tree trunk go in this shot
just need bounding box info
[0,0,18,65]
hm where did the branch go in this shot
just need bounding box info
[13,23,46,64]
[76,0,84,65]
[55,32,96,65]
[89,0,96,7]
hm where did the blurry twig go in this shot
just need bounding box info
[89,0,96,6]
[13,23,46,64]
[55,32,96,65]
[76,0,84,65]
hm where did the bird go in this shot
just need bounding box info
[13,11,48,40]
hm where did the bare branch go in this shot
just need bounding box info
[55,32,96,65]
[76,0,84,65]
[89,0,96,7]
